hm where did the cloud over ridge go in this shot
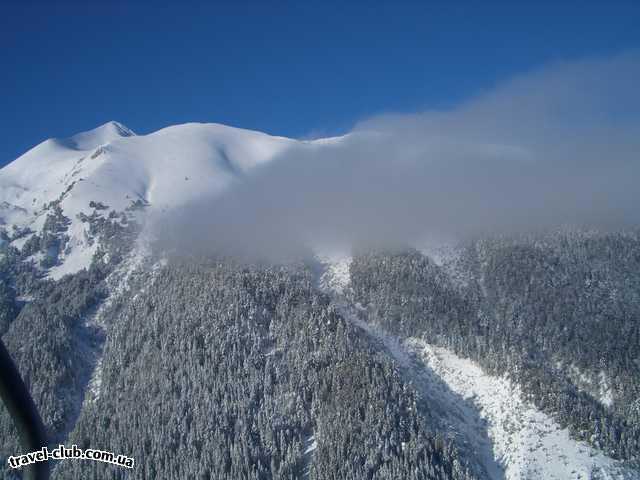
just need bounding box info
[156,51,640,259]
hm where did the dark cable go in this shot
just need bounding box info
[0,339,50,480]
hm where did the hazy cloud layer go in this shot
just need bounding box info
[156,51,640,259]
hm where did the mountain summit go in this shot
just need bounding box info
[0,122,339,278]
[64,120,136,150]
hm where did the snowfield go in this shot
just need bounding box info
[406,339,635,480]
[0,121,341,278]
[315,251,352,294]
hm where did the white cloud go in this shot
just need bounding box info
[156,51,640,259]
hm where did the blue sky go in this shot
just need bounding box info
[1,1,639,166]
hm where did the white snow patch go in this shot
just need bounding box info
[85,356,104,405]
[47,243,97,280]
[302,432,318,478]
[304,434,317,455]
[10,233,33,250]
[47,219,98,280]
[315,252,352,294]
[563,362,616,409]
[406,339,633,480]
[598,372,615,408]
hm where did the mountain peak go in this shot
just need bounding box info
[103,120,135,137]
[65,121,135,150]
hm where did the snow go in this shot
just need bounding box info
[65,121,135,150]
[335,301,504,479]
[47,241,98,280]
[1,121,346,278]
[598,372,615,408]
[303,434,318,455]
[83,234,156,405]
[47,216,99,280]
[316,259,501,478]
[302,432,318,478]
[407,339,635,480]
[558,361,616,409]
[315,256,633,480]
[315,251,352,294]
[10,233,33,250]
[339,308,632,479]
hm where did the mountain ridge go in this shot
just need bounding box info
[0,121,343,278]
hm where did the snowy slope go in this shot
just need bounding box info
[315,251,352,294]
[0,121,334,278]
[406,339,636,480]
[316,255,636,480]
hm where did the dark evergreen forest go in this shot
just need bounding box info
[1,221,638,478]
[350,231,640,464]
[0,215,478,479]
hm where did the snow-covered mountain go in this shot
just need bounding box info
[2,121,639,480]
[0,121,337,278]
